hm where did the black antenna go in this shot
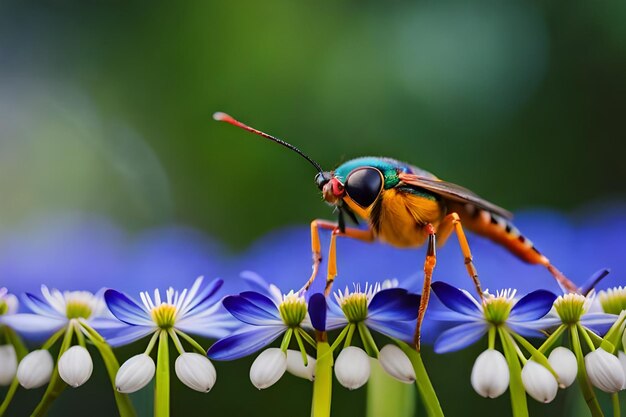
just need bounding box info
[213,112,324,174]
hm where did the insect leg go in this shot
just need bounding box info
[438,212,484,298]
[301,220,338,292]
[413,224,436,351]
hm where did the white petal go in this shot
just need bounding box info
[585,348,625,393]
[548,347,577,388]
[175,353,217,392]
[0,345,18,385]
[286,350,315,381]
[116,354,156,393]
[619,351,626,390]
[335,346,370,390]
[471,349,509,398]
[521,360,558,403]
[249,348,287,389]
[17,350,54,389]
[378,344,415,384]
[58,346,93,388]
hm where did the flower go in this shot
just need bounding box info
[470,349,509,398]
[115,354,156,393]
[598,286,626,315]
[551,293,617,334]
[286,350,315,381]
[174,353,217,392]
[249,348,287,390]
[548,347,577,388]
[584,348,625,393]
[334,346,371,390]
[521,360,558,403]
[16,349,54,389]
[378,344,416,384]
[58,345,93,388]
[430,281,556,353]
[0,344,18,386]
[0,287,18,316]
[104,277,230,346]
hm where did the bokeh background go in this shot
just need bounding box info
[1,1,625,416]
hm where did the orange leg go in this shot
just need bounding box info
[300,220,375,293]
[437,212,484,298]
[413,224,436,351]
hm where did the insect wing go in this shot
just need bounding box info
[398,173,513,219]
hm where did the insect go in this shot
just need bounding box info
[213,112,577,348]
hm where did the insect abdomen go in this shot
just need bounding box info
[449,203,550,266]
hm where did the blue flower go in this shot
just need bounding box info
[207,278,313,360]
[430,281,557,353]
[103,277,232,346]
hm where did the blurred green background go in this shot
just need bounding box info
[1,0,625,416]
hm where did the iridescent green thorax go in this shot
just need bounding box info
[482,291,515,325]
[0,301,7,315]
[339,293,369,323]
[554,294,588,324]
[66,301,93,319]
[151,304,177,329]
[278,292,307,327]
[334,157,409,189]
[598,287,626,315]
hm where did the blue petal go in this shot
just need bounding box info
[308,293,327,331]
[434,322,487,353]
[581,313,618,335]
[182,278,224,316]
[238,292,279,315]
[240,271,272,295]
[222,295,281,325]
[367,318,416,343]
[431,281,481,317]
[509,290,556,322]
[508,317,559,338]
[21,293,59,317]
[368,289,420,321]
[104,326,155,347]
[2,314,66,338]
[580,269,610,296]
[104,290,152,326]
[427,308,475,322]
[207,325,286,360]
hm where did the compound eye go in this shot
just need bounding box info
[344,167,384,208]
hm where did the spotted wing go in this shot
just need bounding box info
[398,173,513,220]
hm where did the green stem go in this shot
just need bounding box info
[31,325,74,417]
[0,328,28,416]
[578,324,597,351]
[293,329,308,366]
[613,393,621,417]
[488,326,496,350]
[40,327,66,351]
[297,328,317,349]
[510,332,558,379]
[167,329,184,355]
[280,328,293,352]
[154,330,170,417]
[571,326,604,417]
[344,324,356,349]
[367,357,415,417]
[0,378,20,417]
[329,325,350,353]
[397,341,444,417]
[357,322,379,358]
[311,335,333,417]
[498,328,528,417]
[80,322,136,417]
[173,329,205,354]
[538,324,566,354]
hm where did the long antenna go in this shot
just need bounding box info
[213,112,324,174]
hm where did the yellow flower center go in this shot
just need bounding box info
[151,304,177,328]
[340,293,368,323]
[278,293,307,327]
[65,301,93,319]
[598,287,626,315]
[554,294,587,324]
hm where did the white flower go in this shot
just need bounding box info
[585,348,625,393]
[175,353,217,392]
[548,347,577,388]
[249,348,287,389]
[0,288,18,316]
[116,354,156,393]
[334,346,370,390]
[58,346,93,388]
[286,350,315,381]
[17,349,54,389]
[471,349,509,398]
[521,360,558,403]
[619,352,626,390]
[378,344,415,383]
[0,344,18,385]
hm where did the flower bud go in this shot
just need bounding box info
[548,347,577,388]
[0,344,17,385]
[286,350,315,381]
[116,354,155,393]
[58,345,93,388]
[335,346,370,390]
[521,360,558,403]
[17,349,54,389]
[471,349,509,398]
[585,348,625,393]
[249,348,287,389]
[619,351,626,390]
[378,344,415,384]
[175,353,217,392]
